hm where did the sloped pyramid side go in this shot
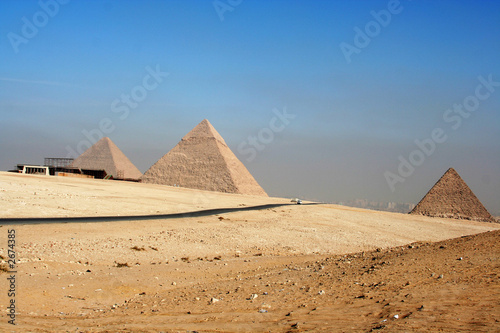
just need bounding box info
[410,168,494,222]
[140,120,268,196]
[71,137,143,180]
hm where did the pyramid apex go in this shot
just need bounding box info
[94,136,112,145]
[181,119,226,144]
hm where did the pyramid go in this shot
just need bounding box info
[140,119,268,196]
[410,168,494,223]
[71,137,142,180]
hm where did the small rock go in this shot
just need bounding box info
[210,298,219,304]
[318,290,325,295]
[258,309,268,313]
[458,257,463,261]
[248,294,258,300]
[393,314,399,319]
[172,282,177,286]
[438,274,444,279]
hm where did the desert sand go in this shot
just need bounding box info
[0,172,498,332]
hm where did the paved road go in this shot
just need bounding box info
[0,203,321,225]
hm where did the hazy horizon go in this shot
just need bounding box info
[1,0,499,215]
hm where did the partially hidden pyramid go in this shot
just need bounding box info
[140,119,268,196]
[410,168,494,222]
[71,137,142,180]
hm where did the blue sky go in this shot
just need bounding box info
[1,0,499,214]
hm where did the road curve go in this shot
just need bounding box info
[0,203,322,225]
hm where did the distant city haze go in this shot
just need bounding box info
[0,1,499,215]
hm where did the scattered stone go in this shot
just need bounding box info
[318,290,325,295]
[393,314,399,319]
[438,274,444,279]
[372,324,386,330]
[248,294,258,300]
[210,298,219,304]
[258,309,268,313]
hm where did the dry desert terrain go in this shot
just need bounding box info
[0,172,498,332]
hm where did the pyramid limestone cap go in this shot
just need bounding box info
[181,119,227,145]
[71,137,142,180]
[410,167,494,223]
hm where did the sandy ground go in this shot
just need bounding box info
[0,172,498,332]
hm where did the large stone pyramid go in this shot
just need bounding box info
[410,168,494,222]
[71,137,142,180]
[140,119,267,196]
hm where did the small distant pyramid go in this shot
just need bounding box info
[140,119,267,196]
[71,137,142,180]
[410,168,494,223]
